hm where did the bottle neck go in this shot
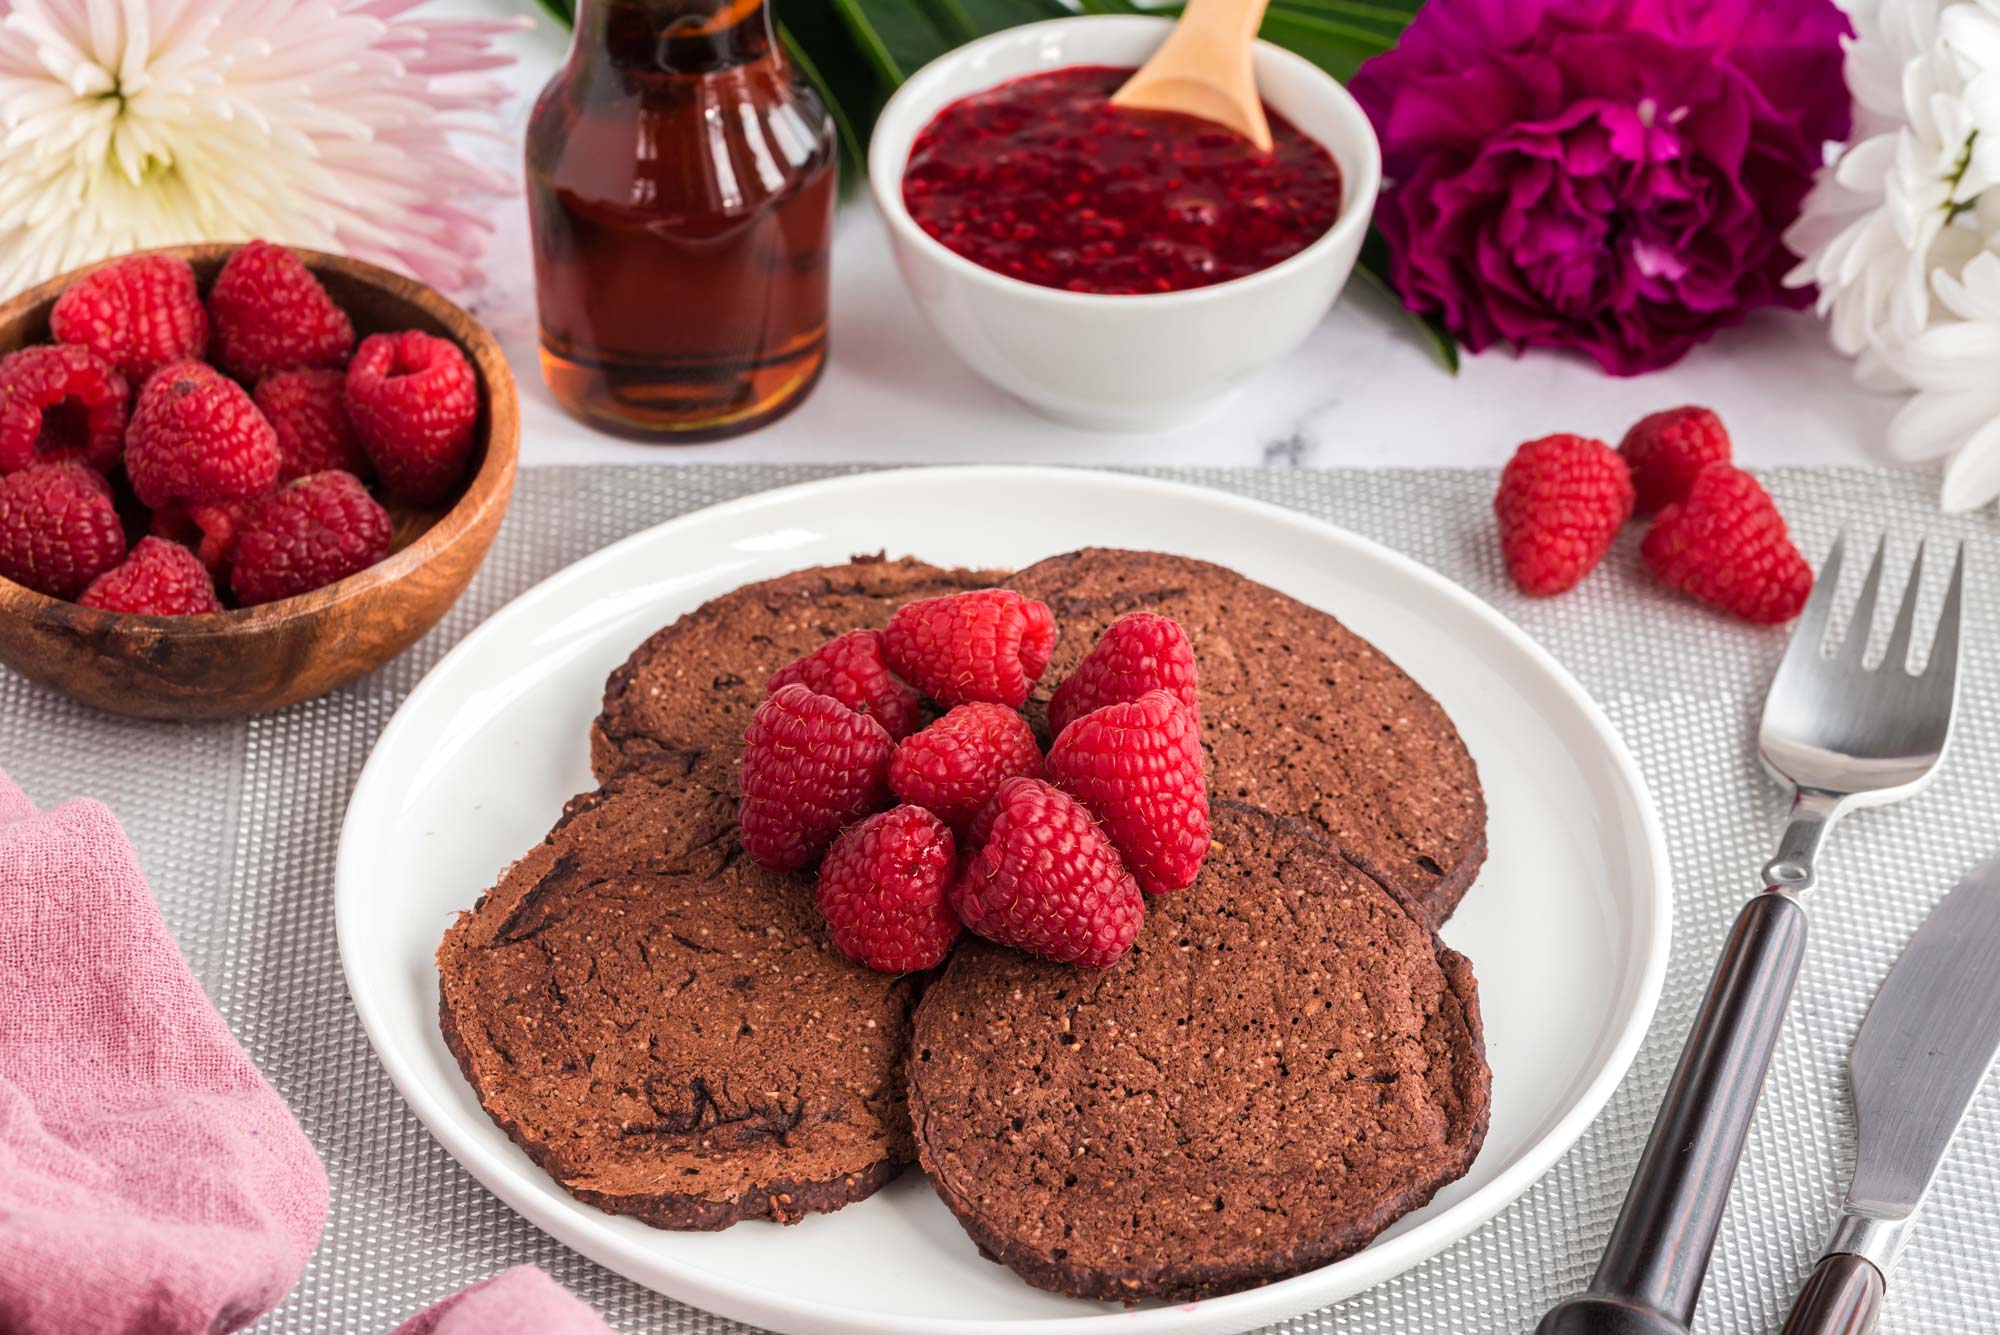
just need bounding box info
[577,0,775,74]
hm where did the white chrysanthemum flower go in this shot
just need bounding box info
[1941,1,2000,176]
[0,0,526,299]
[1843,0,1949,138]
[1783,1,1994,388]
[1887,251,2000,510]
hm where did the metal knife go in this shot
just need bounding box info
[1779,857,2000,1335]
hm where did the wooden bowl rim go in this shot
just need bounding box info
[0,243,518,641]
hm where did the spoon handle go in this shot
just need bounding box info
[1172,0,1272,47]
[1111,0,1274,149]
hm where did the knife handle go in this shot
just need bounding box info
[1537,892,1809,1335]
[1780,1255,1883,1335]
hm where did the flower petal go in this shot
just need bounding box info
[1934,253,2000,324]
[1888,385,2000,461]
[1939,415,2000,512]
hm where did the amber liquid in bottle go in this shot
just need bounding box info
[526,0,836,441]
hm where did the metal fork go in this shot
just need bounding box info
[1539,533,1967,1335]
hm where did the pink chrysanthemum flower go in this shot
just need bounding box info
[0,0,526,298]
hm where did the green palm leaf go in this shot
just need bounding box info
[535,0,1455,371]
[777,22,870,182]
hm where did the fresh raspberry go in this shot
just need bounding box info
[0,461,126,598]
[1047,611,1200,739]
[49,253,207,383]
[345,330,479,506]
[77,536,222,615]
[739,683,896,873]
[254,367,369,482]
[1641,465,1813,624]
[1620,406,1733,514]
[767,629,924,739]
[125,360,280,508]
[1494,433,1635,596]
[228,470,392,607]
[949,777,1144,969]
[1046,689,1209,896]
[189,499,257,573]
[815,805,961,973]
[149,501,196,546]
[963,784,1008,850]
[882,588,1056,709]
[890,702,1045,833]
[154,498,255,574]
[109,483,150,551]
[0,345,129,476]
[206,240,355,380]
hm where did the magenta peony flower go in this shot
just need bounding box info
[1351,0,1852,376]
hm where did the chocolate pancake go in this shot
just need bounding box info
[436,767,920,1229]
[1008,549,1485,924]
[909,800,1491,1302]
[591,555,1003,781]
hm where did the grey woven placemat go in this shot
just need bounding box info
[3,465,1996,1335]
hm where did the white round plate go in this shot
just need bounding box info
[338,467,1669,1335]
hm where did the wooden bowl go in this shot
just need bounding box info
[0,244,519,720]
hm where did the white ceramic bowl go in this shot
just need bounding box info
[869,16,1382,432]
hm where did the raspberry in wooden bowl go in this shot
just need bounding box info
[0,243,518,720]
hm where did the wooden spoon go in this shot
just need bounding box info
[1110,0,1274,151]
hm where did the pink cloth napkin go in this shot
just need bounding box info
[390,1268,617,1335]
[0,770,616,1333]
[0,770,327,1334]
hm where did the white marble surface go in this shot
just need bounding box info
[466,0,1906,474]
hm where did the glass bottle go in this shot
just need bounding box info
[525,0,836,441]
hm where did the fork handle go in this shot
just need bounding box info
[1538,891,1810,1335]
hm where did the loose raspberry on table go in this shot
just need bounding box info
[1494,433,1635,596]
[816,805,961,973]
[882,588,1056,709]
[125,359,280,508]
[890,702,1045,833]
[1046,689,1209,896]
[228,470,392,607]
[255,367,369,482]
[949,776,1144,969]
[739,683,897,873]
[206,240,355,380]
[1047,611,1200,739]
[78,536,222,615]
[0,461,126,599]
[345,330,479,507]
[1620,406,1733,514]
[767,629,924,739]
[49,253,208,383]
[0,345,129,476]
[1641,464,1813,624]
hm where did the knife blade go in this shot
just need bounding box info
[1780,856,2000,1335]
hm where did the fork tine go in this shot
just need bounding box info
[1922,541,1967,687]
[1773,531,1847,679]
[1882,540,1928,673]
[1841,535,1888,662]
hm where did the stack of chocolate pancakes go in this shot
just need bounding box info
[438,551,1492,1302]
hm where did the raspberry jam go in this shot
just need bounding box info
[900,66,1342,295]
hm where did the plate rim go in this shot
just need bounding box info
[337,464,1672,1334]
